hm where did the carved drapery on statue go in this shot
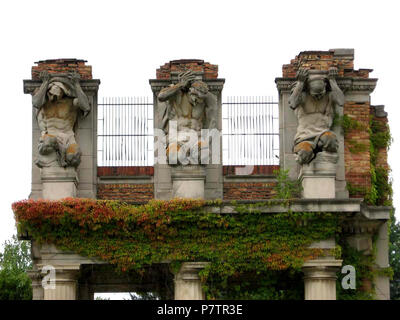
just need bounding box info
[289,68,344,165]
[32,71,90,168]
[157,70,218,165]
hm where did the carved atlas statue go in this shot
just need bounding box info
[32,71,90,168]
[157,70,218,165]
[289,67,345,165]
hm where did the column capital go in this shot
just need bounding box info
[27,269,45,300]
[302,259,342,274]
[175,262,209,281]
[174,262,209,300]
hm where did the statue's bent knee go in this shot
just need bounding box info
[319,131,338,152]
[294,141,314,165]
[65,143,81,167]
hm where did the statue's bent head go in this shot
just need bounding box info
[47,82,65,102]
[190,81,208,97]
[307,75,327,100]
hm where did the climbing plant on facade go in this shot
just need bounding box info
[13,198,340,299]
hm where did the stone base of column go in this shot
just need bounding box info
[174,262,209,300]
[41,167,78,200]
[302,259,342,300]
[300,151,338,199]
[172,165,206,199]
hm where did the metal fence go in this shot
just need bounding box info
[222,96,279,165]
[97,96,279,166]
[98,97,154,167]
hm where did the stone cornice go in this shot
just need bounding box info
[23,79,101,94]
[275,77,377,94]
[149,78,225,93]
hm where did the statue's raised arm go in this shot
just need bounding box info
[69,72,91,118]
[328,67,345,108]
[288,69,307,110]
[158,70,196,102]
[32,71,51,110]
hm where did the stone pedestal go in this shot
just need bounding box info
[302,259,342,300]
[172,165,206,199]
[41,167,78,200]
[43,267,80,300]
[174,262,209,300]
[300,152,338,199]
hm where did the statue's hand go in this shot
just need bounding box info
[328,67,338,79]
[39,71,50,82]
[179,70,196,89]
[296,68,308,82]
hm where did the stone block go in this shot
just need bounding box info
[173,180,204,199]
[172,165,206,199]
[302,176,335,199]
[41,167,78,200]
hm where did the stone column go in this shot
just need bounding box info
[302,259,342,300]
[374,221,390,300]
[27,269,44,300]
[43,267,80,300]
[174,262,209,300]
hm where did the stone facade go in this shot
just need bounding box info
[20,53,392,301]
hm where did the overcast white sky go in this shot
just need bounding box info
[1,0,399,248]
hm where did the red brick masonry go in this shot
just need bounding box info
[156,59,218,80]
[32,59,92,80]
[97,165,279,201]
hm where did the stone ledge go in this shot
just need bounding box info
[24,79,101,94]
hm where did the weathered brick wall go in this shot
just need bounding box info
[97,166,154,202]
[156,59,218,80]
[96,165,278,201]
[223,165,279,176]
[223,182,277,200]
[97,166,154,177]
[223,165,278,200]
[282,49,369,78]
[371,110,389,171]
[97,184,154,203]
[344,102,372,198]
[32,58,92,80]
